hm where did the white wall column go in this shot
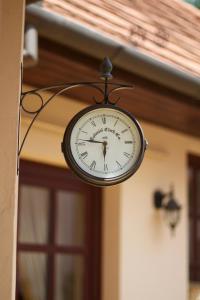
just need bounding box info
[0,0,25,299]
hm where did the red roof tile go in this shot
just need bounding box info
[43,0,200,77]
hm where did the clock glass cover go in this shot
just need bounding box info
[62,105,146,186]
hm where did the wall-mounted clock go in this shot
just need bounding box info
[62,104,147,186]
[18,56,147,183]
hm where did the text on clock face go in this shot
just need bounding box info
[69,108,142,179]
[92,127,121,140]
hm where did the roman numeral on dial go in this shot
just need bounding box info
[90,160,96,170]
[114,118,119,127]
[76,142,86,146]
[123,152,131,158]
[81,151,88,159]
[125,141,133,144]
[121,128,128,134]
[116,160,122,168]
[104,163,108,172]
[102,116,106,124]
[91,120,96,127]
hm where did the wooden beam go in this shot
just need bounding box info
[26,0,41,4]
[23,38,200,138]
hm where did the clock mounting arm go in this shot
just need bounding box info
[18,57,134,174]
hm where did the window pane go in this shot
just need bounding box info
[196,171,200,215]
[19,185,49,244]
[188,168,194,215]
[197,220,200,263]
[196,267,200,281]
[17,253,47,300]
[189,219,194,263]
[56,190,85,246]
[55,254,84,300]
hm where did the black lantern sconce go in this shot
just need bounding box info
[153,187,182,232]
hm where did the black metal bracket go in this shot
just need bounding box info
[153,187,182,232]
[18,57,133,166]
[153,190,166,209]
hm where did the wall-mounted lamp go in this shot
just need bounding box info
[153,187,182,232]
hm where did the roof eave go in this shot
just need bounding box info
[26,3,200,101]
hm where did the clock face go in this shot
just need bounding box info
[62,105,146,186]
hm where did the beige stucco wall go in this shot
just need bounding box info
[20,88,200,300]
[0,1,25,299]
[119,122,200,300]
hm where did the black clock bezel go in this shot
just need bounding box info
[62,104,147,186]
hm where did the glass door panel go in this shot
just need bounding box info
[56,190,85,246]
[197,220,200,264]
[196,171,200,215]
[55,254,84,300]
[189,219,194,263]
[18,252,47,300]
[19,185,50,244]
[188,168,194,215]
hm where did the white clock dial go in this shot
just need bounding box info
[62,105,146,185]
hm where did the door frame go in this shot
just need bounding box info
[17,159,102,300]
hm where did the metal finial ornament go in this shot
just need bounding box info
[100,56,113,80]
[18,57,134,161]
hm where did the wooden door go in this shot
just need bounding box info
[16,160,102,300]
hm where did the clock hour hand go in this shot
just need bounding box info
[78,138,104,144]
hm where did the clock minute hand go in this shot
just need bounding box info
[103,141,107,160]
[79,139,103,144]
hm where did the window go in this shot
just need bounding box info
[16,160,102,300]
[188,154,200,281]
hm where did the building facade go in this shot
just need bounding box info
[1,0,200,299]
